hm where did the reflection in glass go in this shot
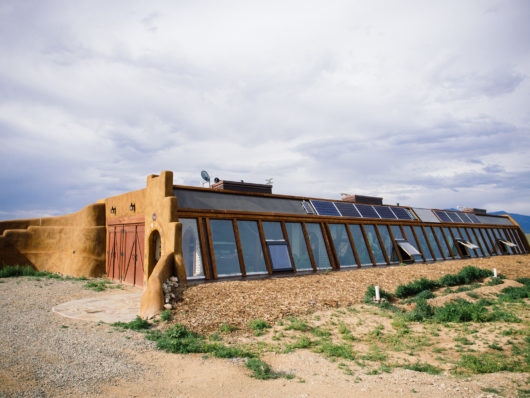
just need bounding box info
[349,225,372,265]
[424,226,442,259]
[433,227,451,258]
[262,221,284,240]
[238,221,267,274]
[445,227,461,258]
[459,228,477,257]
[268,243,293,271]
[181,218,205,279]
[305,223,331,269]
[364,225,385,264]
[391,225,404,240]
[285,223,312,271]
[329,224,356,267]
[414,226,433,260]
[378,225,399,263]
[210,220,241,276]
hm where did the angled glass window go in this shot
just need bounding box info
[403,226,422,259]
[395,239,421,260]
[466,229,484,257]
[238,221,267,274]
[181,218,205,279]
[433,227,451,258]
[349,224,372,266]
[210,219,241,276]
[446,227,461,258]
[424,226,442,259]
[364,224,386,264]
[262,221,285,241]
[486,229,499,255]
[391,225,404,240]
[329,224,356,267]
[459,228,477,257]
[499,229,516,254]
[378,225,399,263]
[267,242,293,271]
[506,229,522,254]
[305,223,331,269]
[414,226,433,260]
[477,229,492,255]
[285,223,312,271]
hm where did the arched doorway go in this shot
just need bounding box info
[147,229,161,277]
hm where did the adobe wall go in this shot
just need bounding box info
[0,203,106,277]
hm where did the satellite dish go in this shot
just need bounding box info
[214,177,220,183]
[201,170,210,183]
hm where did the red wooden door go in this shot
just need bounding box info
[107,221,144,287]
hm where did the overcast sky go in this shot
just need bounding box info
[1,0,529,220]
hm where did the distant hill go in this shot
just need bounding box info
[489,211,530,233]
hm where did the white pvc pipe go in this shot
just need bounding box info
[375,285,381,301]
[493,268,498,278]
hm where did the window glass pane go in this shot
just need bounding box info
[445,227,461,258]
[451,227,462,239]
[391,225,404,239]
[262,221,284,240]
[506,230,521,254]
[459,228,477,257]
[348,225,372,265]
[499,229,514,254]
[434,227,451,258]
[364,225,385,264]
[414,226,433,260]
[238,221,267,274]
[477,229,492,255]
[467,229,484,257]
[403,226,420,251]
[285,223,312,271]
[486,229,498,255]
[210,220,241,276]
[329,224,356,267]
[378,225,399,263]
[181,218,205,279]
[305,223,331,269]
[268,243,293,271]
[424,227,442,259]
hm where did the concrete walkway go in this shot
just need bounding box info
[52,292,143,323]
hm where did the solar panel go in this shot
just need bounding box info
[355,204,380,219]
[310,200,341,217]
[434,210,452,222]
[392,207,413,220]
[373,206,397,220]
[301,200,315,214]
[458,213,473,223]
[467,214,481,224]
[446,212,462,223]
[334,202,362,218]
[406,209,417,220]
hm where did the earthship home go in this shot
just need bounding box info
[0,170,528,318]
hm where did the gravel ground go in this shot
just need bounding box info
[0,278,154,397]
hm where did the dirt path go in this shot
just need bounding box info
[1,255,529,397]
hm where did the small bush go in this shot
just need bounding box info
[249,319,271,334]
[395,278,439,299]
[289,336,313,349]
[84,280,120,292]
[160,309,171,322]
[515,277,530,286]
[406,298,435,322]
[486,278,504,286]
[439,266,493,287]
[113,316,151,331]
[498,286,529,302]
[310,326,331,337]
[245,358,292,380]
[219,323,238,333]
[458,352,528,374]
[316,342,354,360]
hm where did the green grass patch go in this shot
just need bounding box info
[84,279,121,291]
[458,352,529,374]
[249,319,271,336]
[310,326,331,337]
[395,278,439,299]
[160,309,171,322]
[364,285,394,303]
[113,316,151,331]
[315,342,355,360]
[219,323,238,333]
[498,285,530,302]
[245,358,293,380]
[285,317,310,332]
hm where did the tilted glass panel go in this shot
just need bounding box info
[305,223,331,269]
[364,225,386,264]
[486,229,499,254]
[499,229,514,254]
[459,228,477,257]
[210,219,241,276]
[268,243,293,271]
[424,226,442,259]
[506,229,521,254]
[391,225,404,239]
[329,224,356,267]
[262,221,284,241]
[444,227,461,258]
[433,227,451,258]
[349,225,372,266]
[285,223,313,271]
[378,225,399,263]
[181,218,205,279]
[402,226,421,253]
[477,229,492,255]
[414,226,433,260]
[238,221,267,274]
[466,229,484,257]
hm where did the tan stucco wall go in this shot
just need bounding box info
[0,203,106,277]
[103,188,146,222]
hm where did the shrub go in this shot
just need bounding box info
[405,298,435,322]
[439,266,492,287]
[160,309,171,322]
[515,277,530,286]
[402,362,442,375]
[219,323,238,333]
[458,352,528,374]
[285,317,309,332]
[395,278,439,299]
[245,358,293,379]
[316,342,354,360]
[249,319,271,333]
[498,286,530,302]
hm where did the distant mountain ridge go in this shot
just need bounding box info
[489,211,530,234]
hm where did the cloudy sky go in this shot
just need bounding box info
[1,0,529,220]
